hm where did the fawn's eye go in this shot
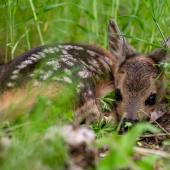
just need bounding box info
[145,94,156,106]
[115,89,122,102]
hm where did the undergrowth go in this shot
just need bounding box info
[0,0,170,169]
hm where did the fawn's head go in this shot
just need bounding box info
[108,19,170,126]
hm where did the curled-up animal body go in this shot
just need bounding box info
[0,43,117,124]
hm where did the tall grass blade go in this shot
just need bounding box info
[51,19,100,41]
[28,0,44,45]
[11,29,29,54]
[118,15,146,33]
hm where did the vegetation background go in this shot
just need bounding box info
[0,0,170,170]
[1,0,170,63]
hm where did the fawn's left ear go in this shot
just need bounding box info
[108,19,135,66]
[150,36,170,63]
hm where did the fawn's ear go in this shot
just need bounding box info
[150,36,170,63]
[108,19,135,66]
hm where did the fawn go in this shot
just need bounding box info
[0,19,169,127]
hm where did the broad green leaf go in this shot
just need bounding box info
[136,154,161,170]
[98,123,160,170]
[122,123,160,154]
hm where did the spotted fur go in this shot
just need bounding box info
[0,43,117,124]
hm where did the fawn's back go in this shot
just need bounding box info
[0,43,117,123]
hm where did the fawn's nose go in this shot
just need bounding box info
[120,118,139,132]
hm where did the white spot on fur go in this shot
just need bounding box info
[59,45,83,50]
[88,90,92,95]
[29,73,35,77]
[58,45,63,48]
[83,91,87,97]
[87,50,96,56]
[73,46,83,50]
[104,57,112,65]
[62,50,68,55]
[88,65,97,72]
[61,54,75,60]
[30,56,38,61]
[33,80,41,87]
[40,70,45,74]
[17,65,27,69]
[40,71,52,80]
[63,77,72,83]
[53,47,59,52]
[32,54,41,59]
[64,68,69,72]
[46,60,61,71]
[46,60,56,65]
[78,69,90,78]
[43,49,50,53]
[87,58,101,70]
[99,57,110,71]
[64,69,72,75]
[17,59,34,70]
[76,87,80,93]
[48,47,55,53]
[43,48,55,53]
[53,65,61,71]
[60,58,74,66]
[52,76,72,84]
[66,61,74,66]
[12,70,20,74]
[10,75,19,80]
[76,83,85,93]
[77,83,84,88]
[37,52,46,58]
[21,60,33,65]
[7,82,15,87]
[60,54,77,66]
[79,59,86,66]
[64,45,73,50]
[90,58,98,64]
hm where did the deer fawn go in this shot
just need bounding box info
[0,19,169,128]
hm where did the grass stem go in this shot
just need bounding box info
[28,0,44,45]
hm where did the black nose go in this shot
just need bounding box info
[120,118,139,132]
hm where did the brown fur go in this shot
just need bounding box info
[115,56,165,121]
[108,19,170,124]
[0,82,64,122]
[0,43,117,124]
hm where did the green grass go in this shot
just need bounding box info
[1,0,170,169]
[1,0,170,62]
